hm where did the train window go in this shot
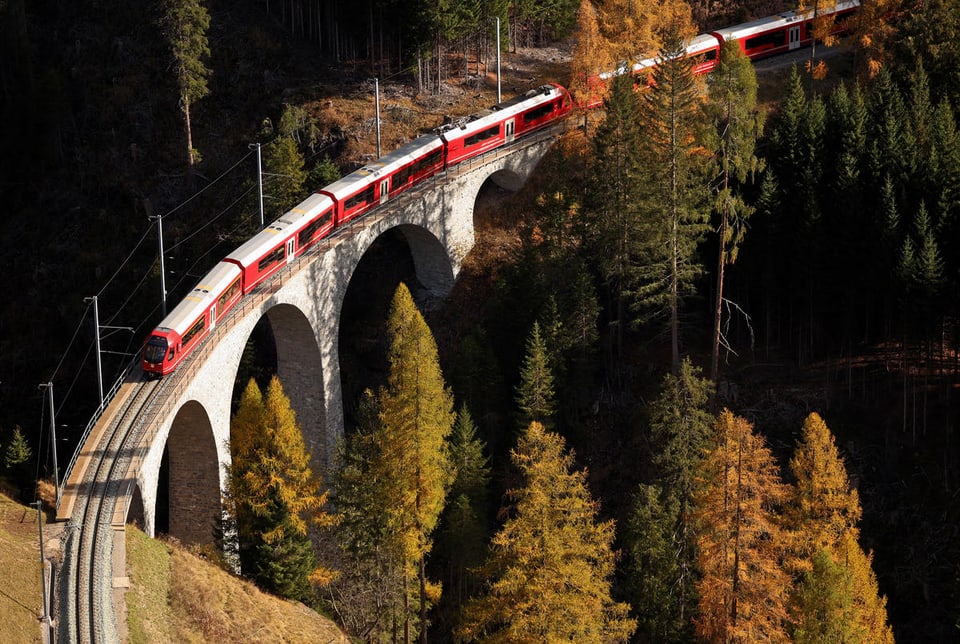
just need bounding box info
[345,185,375,211]
[395,167,412,187]
[298,210,333,247]
[704,49,717,61]
[217,277,241,311]
[182,316,206,347]
[464,125,500,147]
[745,30,786,51]
[257,246,285,273]
[167,347,175,361]
[522,103,554,123]
[144,337,167,364]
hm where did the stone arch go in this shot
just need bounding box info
[486,167,526,192]
[261,303,328,472]
[394,223,455,301]
[165,400,220,547]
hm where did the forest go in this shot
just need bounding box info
[1,0,960,641]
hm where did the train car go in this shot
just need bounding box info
[685,33,723,75]
[319,134,444,227]
[223,192,336,293]
[713,0,859,61]
[141,261,243,376]
[439,83,573,166]
[285,191,337,256]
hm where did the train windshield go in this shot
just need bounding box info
[143,336,167,364]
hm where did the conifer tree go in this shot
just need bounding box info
[584,72,644,370]
[264,135,308,218]
[704,42,764,381]
[792,536,894,644]
[784,413,894,642]
[458,422,636,642]
[3,425,31,475]
[515,321,557,431]
[784,412,862,571]
[227,376,335,602]
[633,24,710,372]
[644,357,715,632]
[436,405,491,608]
[328,389,405,639]
[157,0,210,178]
[375,282,455,641]
[693,410,791,642]
[570,0,612,111]
[623,483,687,641]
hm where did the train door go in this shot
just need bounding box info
[505,119,515,144]
[286,238,295,264]
[209,304,217,330]
[788,25,801,50]
[379,178,390,205]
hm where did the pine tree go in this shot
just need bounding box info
[633,24,710,372]
[436,405,491,608]
[583,72,645,371]
[375,282,455,641]
[704,42,764,381]
[645,358,715,632]
[227,377,335,602]
[457,422,636,642]
[693,410,791,643]
[327,389,405,639]
[157,0,210,179]
[264,135,308,218]
[622,483,687,641]
[3,425,31,474]
[515,321,557,431]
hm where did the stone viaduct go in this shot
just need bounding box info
[86,131,561,548]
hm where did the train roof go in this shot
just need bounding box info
[600,35,716,80]
[319,134,443,201]
[436,84,566,137]
[155,261,242,335]
[686,33,721,56]
[225,192,334,266]
[273,191,335,229]
[713,0,859,41]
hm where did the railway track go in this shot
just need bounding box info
[57,376,161,644]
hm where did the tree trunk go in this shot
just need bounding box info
[712,200,728,382]
[184,94,195,188]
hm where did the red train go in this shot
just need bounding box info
[142,0,862,377]
[141,83,574,376]
[587,0,859,106]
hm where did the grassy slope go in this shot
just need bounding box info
[0,493,43,644]
[125,527,348,643]
[1,492,347,642]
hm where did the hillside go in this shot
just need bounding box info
[0,491,347,643]
[0,491,45,644]
[124,526,349,643]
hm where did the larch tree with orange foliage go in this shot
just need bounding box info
[457,422,635,642]
[692,410,792,643]
[783,412,862,570]
[375,282,456,643]
[227,376,336,602]
[570,0,614,112]
[785,412,894,643]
